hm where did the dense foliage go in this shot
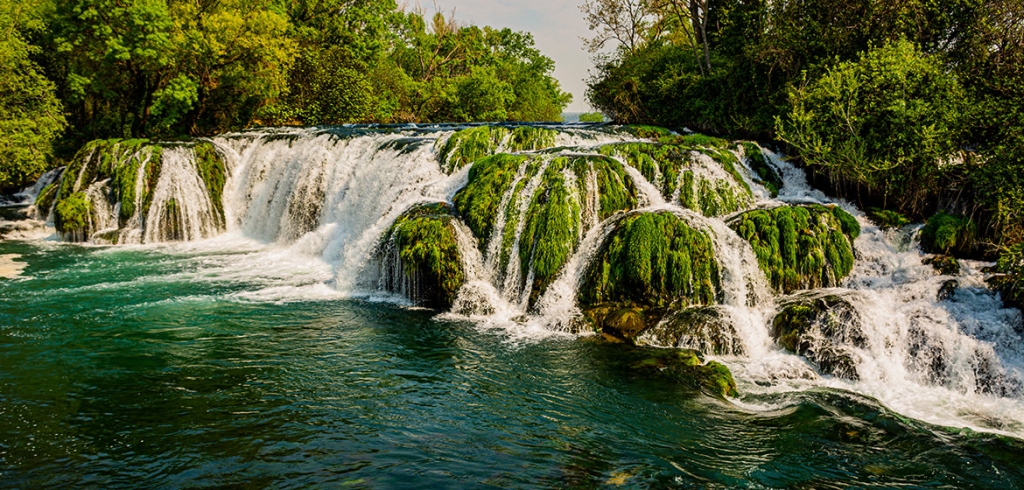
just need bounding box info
[583,0,1024,298]
[0,0,571,193]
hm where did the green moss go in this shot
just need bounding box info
[630,348,738,398]
[739,142,782,197]
[730,204,857,293]
[991,243,1024,310]
[922,255,960,275]
[599,142,752,216]
[830,206,861,239]
[620,125,674,140]
[383,203,466,309]
[34,183,58,213]
[581,212,720,310]
[867,208,911,229]
[194,142,226,226]
[437,126,558,173]
[54,191,92,238]
[518,158,582,304]
[453,153,529,245]
[921,211,975,255]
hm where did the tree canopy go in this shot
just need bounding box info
[0,0,572,192]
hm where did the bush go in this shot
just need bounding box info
[777,39,966,218]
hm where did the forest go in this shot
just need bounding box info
[0,0,571,192]
[582,0,1024,305]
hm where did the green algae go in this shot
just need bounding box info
[383,203,465,310]
[731,204,857,293]
[437,125,558,173]
[581,212,720,310]
[456,153,639,306]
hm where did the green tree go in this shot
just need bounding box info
[0,0,65,191]
[776,39,965,217]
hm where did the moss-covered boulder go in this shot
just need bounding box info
[771,294,866,379]
[921,211,976,256]
[598,139,753,216]
[730,204,859,294]
[630,348,739,398]
[923,255,960,275]
[33,182,59,217]
[636,306,744,355]
[436,125,558,173]
[50,138,226,243]
[454,153,639,307]
[379,203,465,310]
[582,211,720,310]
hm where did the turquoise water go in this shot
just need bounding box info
[2,240,1024,488]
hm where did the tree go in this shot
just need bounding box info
[580,0,661,54]
[0,0,65,192]
[777,39,966,216]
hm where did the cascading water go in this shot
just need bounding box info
[21,124,1024,439]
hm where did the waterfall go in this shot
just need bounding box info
[20,124,1024,438]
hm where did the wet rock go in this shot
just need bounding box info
[937,279,959,301]
[923,255,960,275]
[771,294,865,379]
[636,306,744,355]
[378,203,465,310]
[630,348,739,398]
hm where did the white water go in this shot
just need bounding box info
[16,125,1024,438]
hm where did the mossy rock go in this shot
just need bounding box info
[738,142,782,197]
[636,306,744,355]
[454,153,639,308]
[54,191,93,240]
[52,139,166,241]
[772,294,866,379]
[581,211,721,310]
[598,141,752,216]
[922,255,960,275]
[379,203,465,310]
[436,126,558,173]
[619,125,675,140]
[193,142,226,228]
[34,182,59,216]
[730,204,858,294]
[921,211,976,256]
[583,305,660,342]
[630,348,739,398]
[867,208,911,229]
[937,279,959,301]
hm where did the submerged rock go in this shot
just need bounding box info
[636,306,744,355]
[771,294,866,379]
[630,348,739,398]
[730,204,859,294]
[378,203,465,310]
[937,279,959,301]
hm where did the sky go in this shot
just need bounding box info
[423,0,598,112]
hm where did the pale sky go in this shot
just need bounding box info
[424,0,597,112]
